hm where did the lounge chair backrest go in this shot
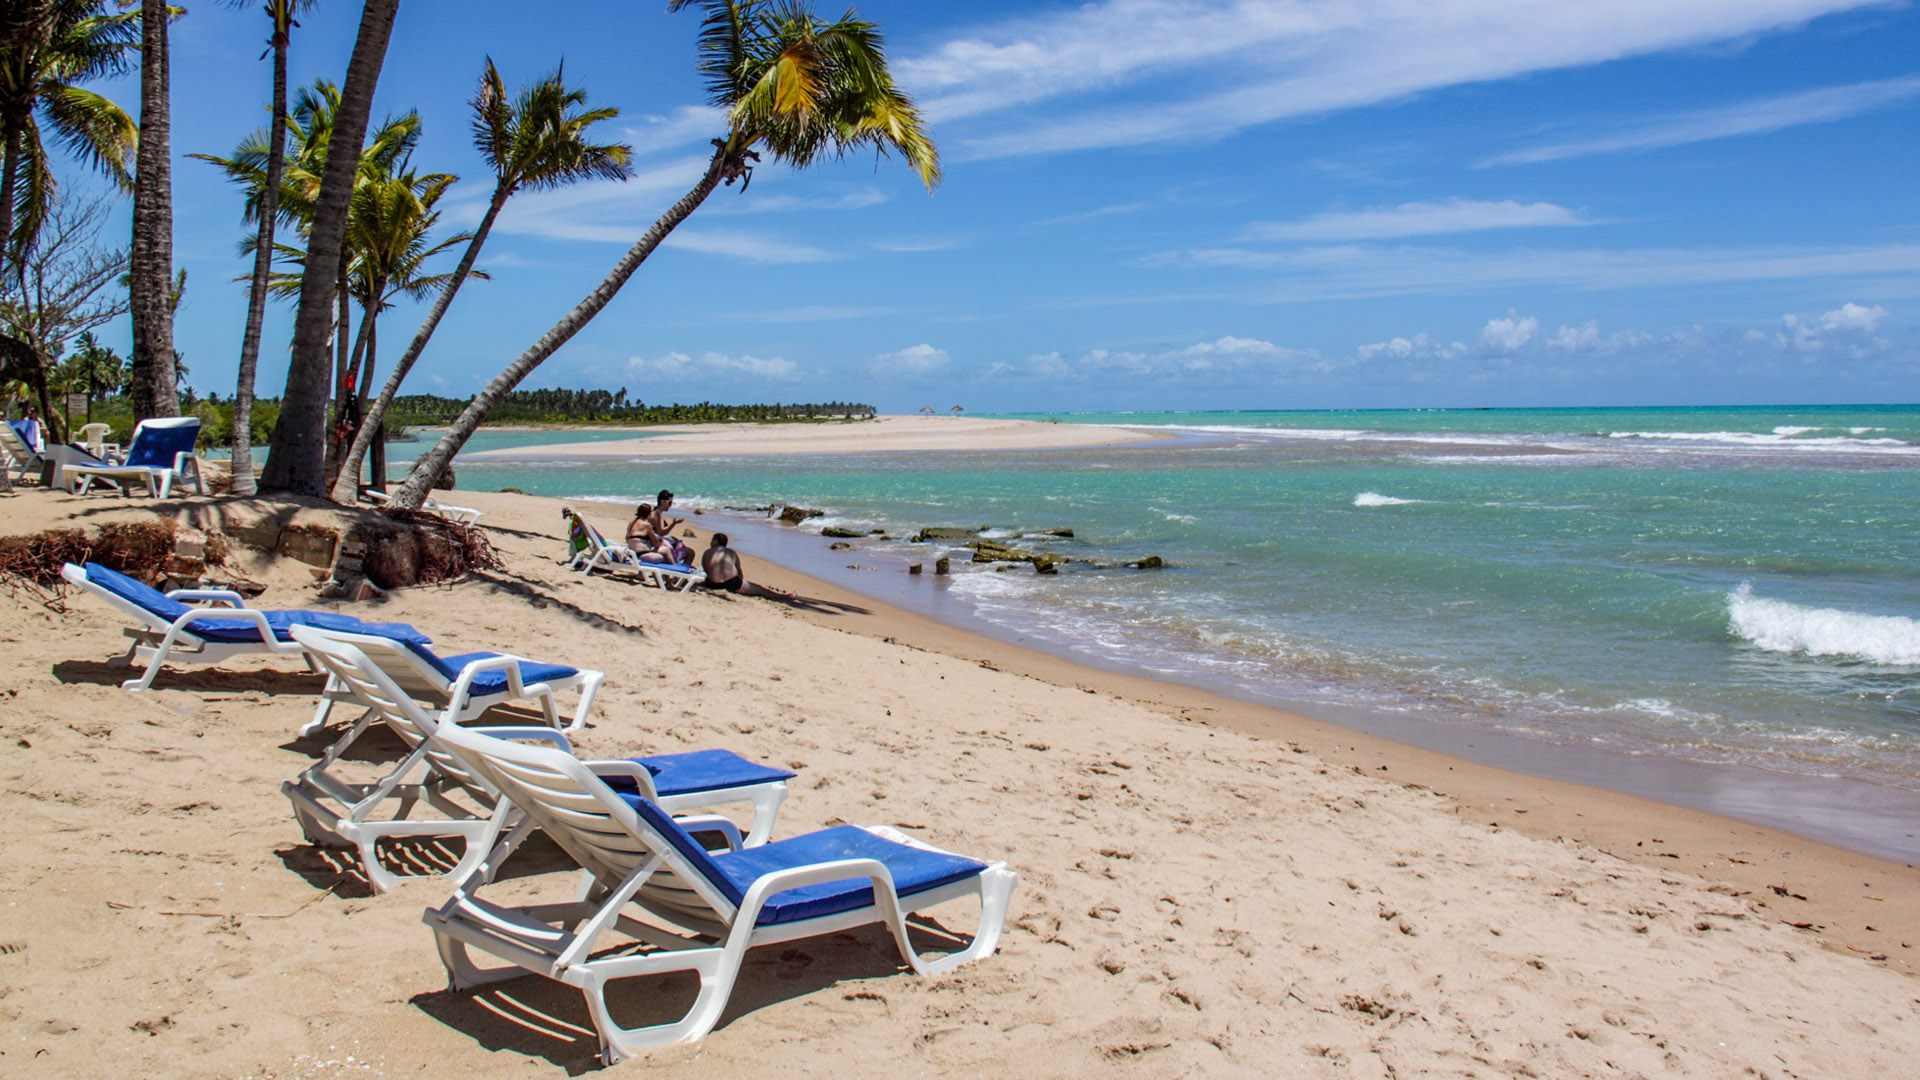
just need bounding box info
[122,417,200,469]
[7,419,42,453]
[288,625,495,796]
[74,561,194,623]
[432,720,743,918]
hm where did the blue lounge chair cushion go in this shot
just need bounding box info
[604,749,796,799]
[628,800,986,925]
[81,562,431,646]
[433,650,580,694]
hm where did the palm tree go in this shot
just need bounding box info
[126,0,178,420]
[261,0,401,496]
[327,57,631,502]
[336,165,472,488]
[388,0,936,508]
[0,1,137,277]
[223,0,317,495]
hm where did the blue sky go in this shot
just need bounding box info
[73,0,1920,412]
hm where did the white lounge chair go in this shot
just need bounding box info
[62,560,410,691]
[562,507,703,590]
[420,721,1016,1062]
[299,617,605,736]
[285,623,794,894]
[361,487,485,526]
[64,416,206,497]
[2,419,46,484]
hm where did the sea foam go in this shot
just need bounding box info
[1727,583,1920,666]
[1354,491,1421,507]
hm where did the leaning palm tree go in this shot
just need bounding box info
[387,0,936,508]
[222,0,318,494]
[0,0,137,277]
[261,0,401,495]
[327,57,630,503]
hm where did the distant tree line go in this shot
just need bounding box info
[383,390,875,427]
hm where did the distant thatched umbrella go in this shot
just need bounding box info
[950,405,964,413]
[919,405,935,414]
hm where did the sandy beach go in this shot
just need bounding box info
[1,483,1918,1078]
[467,414,1162,459]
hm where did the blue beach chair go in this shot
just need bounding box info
[284,623,794,893]
[562,506,703,590]
[63,561,420,691]
[64,416,206,497]
[421,719,1015,1062]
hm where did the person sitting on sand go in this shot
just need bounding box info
[626,503,672,563]
[698,533,789,598]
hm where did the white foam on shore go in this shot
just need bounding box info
[1728,583,1920,666]
[1354,491,1422,507]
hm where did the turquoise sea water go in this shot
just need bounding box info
[414,406,1920,856]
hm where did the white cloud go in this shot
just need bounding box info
[1819,301,1889,332]
[623,105,728,157]
[659,230,835,263]
[991,335,1323,379]
[1357,332,1467,362]
[471,157,711,239]
[901,0,1881,159]
[1151,242,1920,299]
[1546,321,1655,353]
[626,351,800,380]
[875,343,952,374]
[1247,199,1598,242]
[1481,75,1920,167]
[706,187,889,216]
[1479,314,1539,352]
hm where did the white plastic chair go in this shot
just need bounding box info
[562,507,703,590]
[420,721,1016,1063]
[285,624,793,894]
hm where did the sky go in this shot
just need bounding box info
[65,0,1920,413]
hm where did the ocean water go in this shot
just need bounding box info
[415,406,1920,856]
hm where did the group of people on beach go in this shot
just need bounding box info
[626,488,787,598]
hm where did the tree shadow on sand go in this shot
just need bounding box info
[410,916,977,1072]
[50,658,327,697]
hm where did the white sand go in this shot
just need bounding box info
[0,487,1915,1077]
[467,414,1161,459]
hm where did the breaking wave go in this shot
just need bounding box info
[1727,583,1920,666]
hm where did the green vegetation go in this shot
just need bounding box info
[384,390,875,427]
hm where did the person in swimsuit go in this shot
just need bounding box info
[698,533,789,598]
[626,504,671,562]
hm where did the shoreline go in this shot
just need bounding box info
[538,493,1920,972]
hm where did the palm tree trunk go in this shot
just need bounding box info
[128,0,178,421]
[389,148,728,508]
[327,181,509,503]
[260,0,400,495]
[229,20,294,498]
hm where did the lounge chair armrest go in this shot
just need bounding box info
[583,759,658,799]
[166,588,247,608]
[670,814,744,852]
[446,654,531,716]
[476,726,574,750]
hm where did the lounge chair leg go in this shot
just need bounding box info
[573,950,738,1062]
[432,930,530,992]
[883,866,1018,978]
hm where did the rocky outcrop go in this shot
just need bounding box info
[912,526,978,542]
[821,527,865,538]
[777,506,824,525]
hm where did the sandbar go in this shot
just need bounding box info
[466,413,1161,459]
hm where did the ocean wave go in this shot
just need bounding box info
[1727,583,1920,666]
[1354,491,1422,507]
[1608,429,1917,453]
